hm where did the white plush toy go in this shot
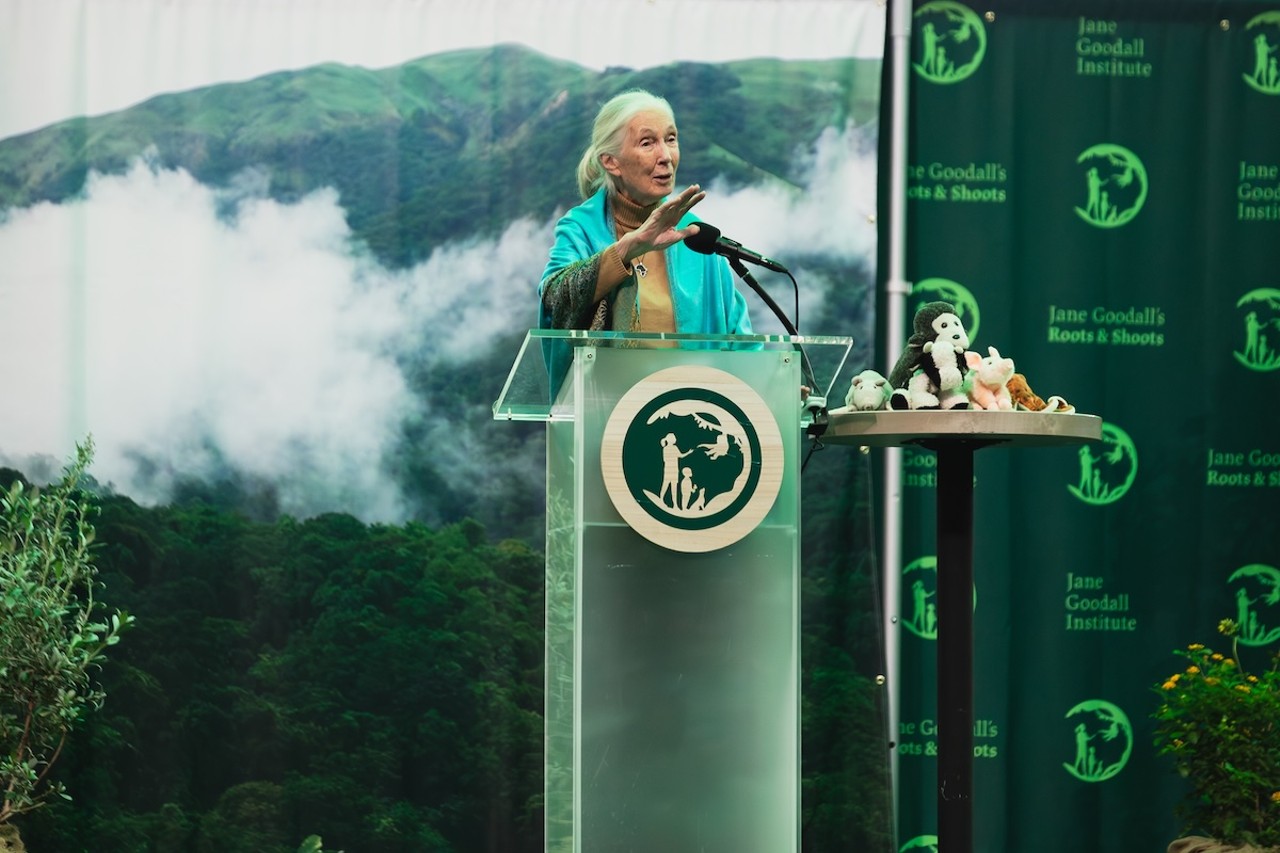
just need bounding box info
[845,369,890,411]
[964,346,1015,411]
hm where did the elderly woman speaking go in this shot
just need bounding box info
[538,89,753,339]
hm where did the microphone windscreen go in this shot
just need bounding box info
[683,221,720,255]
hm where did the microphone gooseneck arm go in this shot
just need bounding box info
[685,222,824,439]
[726,259,824,444]
[729,256,796,337]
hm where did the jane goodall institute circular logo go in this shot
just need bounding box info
[1074,143,1148,228]
[1243,11,1280,95]
[600,365,784,553]
[1234,288,1280,371]
[1063,699,1133,782]
[913,1,988,84]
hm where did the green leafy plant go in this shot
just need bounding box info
[0,440,133,826]
[1152,618,1280,848]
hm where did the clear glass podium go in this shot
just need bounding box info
[495,330,850,853]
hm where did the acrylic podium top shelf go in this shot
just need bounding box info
[492,329,853,422]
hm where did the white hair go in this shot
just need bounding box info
[575,89,675,199]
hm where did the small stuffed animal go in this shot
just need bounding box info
[965,346,1015,411]
[1006,373,1046,411]
[845,369,890,411]
[1007,372,1077,414]
[888,301,971,410]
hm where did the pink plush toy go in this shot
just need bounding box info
[965,346,1015,411]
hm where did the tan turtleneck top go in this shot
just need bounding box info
[596,192,676,333]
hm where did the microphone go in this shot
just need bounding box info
[684,222,789,274]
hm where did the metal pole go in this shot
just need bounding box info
[881,0,913,845]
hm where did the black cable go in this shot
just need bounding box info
[800,434,826,473]
[726,257,821,394]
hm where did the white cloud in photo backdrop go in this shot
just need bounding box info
[699,122,879,330]
[0,121,875,522]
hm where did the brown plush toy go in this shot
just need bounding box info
[1007,373,1075,413]
[1006,373,1046,411]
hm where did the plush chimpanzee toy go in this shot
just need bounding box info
[887,300,971,410]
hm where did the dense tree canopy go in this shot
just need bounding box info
[22,499,545,852]
[15,445,889,852]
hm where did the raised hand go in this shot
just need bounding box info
[616,184,706,263]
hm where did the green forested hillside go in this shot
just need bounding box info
[0,44,880,267]
[18,489,546,852]
[0,43,882,542]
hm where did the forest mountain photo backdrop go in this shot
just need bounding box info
[0,7,889,850]
[0,1,890,845]
[1,44,881,539]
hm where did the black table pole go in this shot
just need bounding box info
[933,441,976,853]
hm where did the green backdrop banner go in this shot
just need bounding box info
[895,1,1280,850]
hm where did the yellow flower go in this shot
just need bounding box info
[1211,653,1224,661]
[1247,675,1259,683]
[1162,681,1178,690]
[1235,684,1251,693]
[1170,673,1181,683]
[1272,791,1280,804]
[1219,619,1239,637]
[1223,659,1236,668]
[1188,643,1205,651]
[1186,665,1200,674]
[1204,677,1220,686]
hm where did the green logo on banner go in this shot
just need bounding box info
[1069,421,1137,505]
[903,556,939,639]
[900,836,939,853]
[913,278,982,342]
[1074,144,1148,228]
[902,555,976,639]
[913,1,987,84]
[1233,288,1280,371]
[1063,699,1133,782]
[1243,12,1280,95]
[1228,564,1280,646]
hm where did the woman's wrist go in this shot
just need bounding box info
[600,245,633,289]
[615,233,640,265]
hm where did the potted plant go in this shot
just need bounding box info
[1153,618,1280,853]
